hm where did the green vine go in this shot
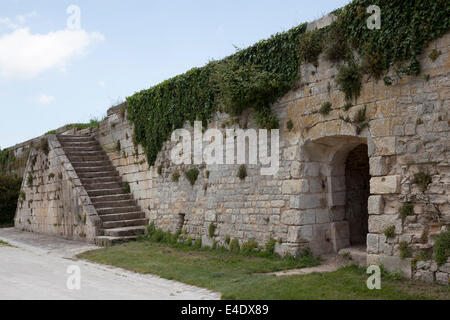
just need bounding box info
[126,0,449,167]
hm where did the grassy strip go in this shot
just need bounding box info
[0,240,12,247]
[78,241,450,300]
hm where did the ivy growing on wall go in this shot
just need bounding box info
[127,24,307,165]
[127,0,449,167]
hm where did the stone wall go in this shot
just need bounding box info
[14,135,101,242]
[95,32,449,282]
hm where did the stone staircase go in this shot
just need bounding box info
[57,135,148,246]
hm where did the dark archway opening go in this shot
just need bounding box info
[345,144,370,246]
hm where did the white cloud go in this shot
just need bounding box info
[0,27,104,79]
[35,94,55,105]
[0,11,37,30]
[98,80,105,87]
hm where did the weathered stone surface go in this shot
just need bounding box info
[281,210,315,226]
[369,157,388,176]
[368,195,384,215]
[370,176,401,194]
[367,254,412,278]
[281,180,308,194]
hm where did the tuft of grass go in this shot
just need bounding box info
[230,238,240,253]
[185,168,200,186]
[286,120,294,131]
[429,49,442,61]
[399,202,415,223]
[434,231,450,267]
[225,235,231,245]
[384,226,396,239]
[122,182,131,194]
[336,62,362,102]
[172,170,180,183]
[0,240,12,246]
[208,223,217,238]
[237,165,247,181]
[413,172,432,192]
[319,102,332,115]
[399,242,412,259]
[298,29,324,67]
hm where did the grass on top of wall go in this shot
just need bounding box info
[78,241,450,300]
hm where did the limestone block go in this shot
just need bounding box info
[367,254,412,278]
[369,214,402,234]
[205,210,216,222]
[367,233,379,254]
[370,176,401,194]
[287,225,313,243]
[281,210,315,226]
[369,157,388,176]
[436,272,449,285]
[331,221,349,241]
[373,137,396,156]
[281,179,308,195]
[368,195,384,215]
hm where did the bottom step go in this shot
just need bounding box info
[95,236,139,247]
[338,246,367,266]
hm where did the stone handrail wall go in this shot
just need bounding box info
[14,135,102,242]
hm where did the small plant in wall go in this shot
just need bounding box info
[27,174,33,187]
[399,241,412,259]
[413,172,433,192]
[230,238,240,253]
[399,202,414,223]
[172,170,180,183]
[352,105,369,135]
[208,223,217,238]
[237,165,247,181]
[433,231,450,267]
[384,226,396,239]
[185,168,199,186]
[336,61,362,102]
[122,182,131,194]
[319,102,332,116]
[286,119,294,131]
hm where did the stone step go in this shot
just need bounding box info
[64,146,103,152]
[82,176,122,184]
[67,155,109,162]
[87,188,125,197]
[103,226,146,237]
[65,150,105,157]
[91,193,131,203]
[93,199,136,209]
[338,247,368,267]
[78,171,119,179]
[74,166,116,173]
[97,206,141,215]
[84,181,123,190]
[60,141,98,148]
[58,136,94,143]
[71,161,111,168]
[95,236,139,246]
[102,218,149,229]
[99,211,145,222]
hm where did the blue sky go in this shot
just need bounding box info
[0,0,349,148]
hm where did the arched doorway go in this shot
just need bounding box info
[301,136,371,254]
[345,144,370,246]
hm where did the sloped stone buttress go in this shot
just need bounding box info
[57,135,148,245]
